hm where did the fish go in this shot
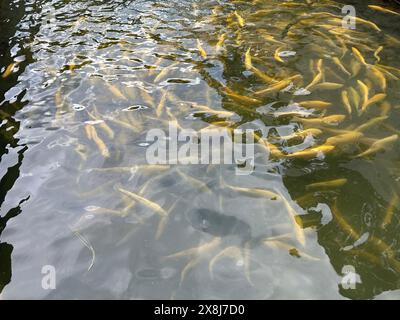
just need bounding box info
[294,114,346,126]
[154,61,180,83]
[1,62,18,78]
[255,75,302,96]
[285,145,335,159]
[306,178,348,191]
[298,101,332,109]
[215,33,226,52]
[175,169,212,193]
[309,82,343,91]
[274,46,285,63]
[244,48,252,70]
[354,116,388,132]
[233,11,245,27]
[280,128,323,141]
[348,87,360,110]
[87,109,114,139]
[354,134,398,158]
[118,187,167,217]
[361,93,386,113]
[156,89,168,117]
[197,39,207,59]
[368,5,400,16]
[332,57,351,77]
[374,46,383,63]
[222,87,261,104]
[331,201,360,241]
[305,72,322,90]
[354,16,381,32]
[326,132,363,146]
[224,184,280,201]
[381,193,398,229]
[341,90,352,114]
[357,80,369,111]
[87,125,110,158]
[106,83,127,100]
[209,246,244,279]
[351,47,368,66]
[368,66,387,91]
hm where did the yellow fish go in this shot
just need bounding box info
[298,101,332,109]
[255,75,302,96]
[233,11,245,27]
[352,47,368,65]
[381,193,399,228]
[306,178,348,190]
[223,87,261,105]
[355,115,388,132]
[361,93,386,113]
[1,62,18,78]
[244,48,252,70]
[309,82,343,91]
[197,39,207,59]
[354,134,398,158]
[341,90,352,114]
[215,33,226,52]
[285,145,335,159]
[295,114,346,126]
[326,132,363,146]
[118,187,167,217]
[368,5,400,16]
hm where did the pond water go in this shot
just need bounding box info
[1,0,400,299]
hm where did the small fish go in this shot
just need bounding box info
[354,115,388,132]
[354,134,398,158]
[341,90,352,114]
[156,89,168,117]
[368,66,387,91]
[215,33,226,52]
[298,101,332,109]
[361,93,386,113]
[351,47,367,66]
[118,187,167,217]
[331,201,360,241]
[295,114,346,126]
[285,145,335,159]
[224,184,280,201]
[306,178,348,191]
[368,5,400,16]
[255,75,302,96]
[305,72,322,90]
[197,39,207,59]
[1,62,18,78]
[233,11,245,27]
[154,61,180,83]
[357,80,369,111]
[381,193,398,228]
[274,46,285,63]
[374,46,383,63]
[89,125,110,158]
[223,87,261,104]
[354,16,381,32]
[348,87,360,110]
[244,48,252,70]
[309,82,343,91]
[332,57,351,77]
[326,132,363,146]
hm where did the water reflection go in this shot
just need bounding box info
[0,0,400,299]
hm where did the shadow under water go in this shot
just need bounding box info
[1,0,400,299]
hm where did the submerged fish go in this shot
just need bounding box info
[306,178,348,190]
[354,134,398,158]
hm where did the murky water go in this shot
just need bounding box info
[1,0,400,299]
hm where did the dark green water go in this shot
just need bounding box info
[1,0,400,299]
